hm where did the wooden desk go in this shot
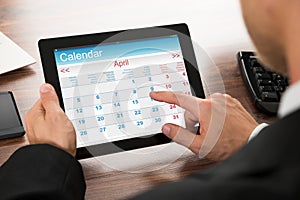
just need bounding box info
[0,0,275,199]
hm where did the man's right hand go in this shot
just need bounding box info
[150,92,259,162]
[25,84,77,157]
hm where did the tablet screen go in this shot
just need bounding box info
[53,35,192,148]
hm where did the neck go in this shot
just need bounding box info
[284,11,300,85]
[287,51,300,85]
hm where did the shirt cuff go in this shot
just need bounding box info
[248,123,269,142]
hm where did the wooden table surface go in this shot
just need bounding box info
[0,0,275,199]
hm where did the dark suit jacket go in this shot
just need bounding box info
[1,110,300,200]
[133,109,300,200]
[0,145,86,200]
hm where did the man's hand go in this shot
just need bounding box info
[25,84,76,157]
[150,92,258,162]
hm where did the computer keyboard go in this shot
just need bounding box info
[237,51,289,115]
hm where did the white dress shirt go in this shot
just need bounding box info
[248,81,300,142]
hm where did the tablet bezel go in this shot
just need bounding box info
[38,23,205,159]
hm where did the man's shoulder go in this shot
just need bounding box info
[256,108,300,143]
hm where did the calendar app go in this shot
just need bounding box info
[54,35,192,148]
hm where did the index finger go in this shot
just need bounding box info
[150,91,202,115]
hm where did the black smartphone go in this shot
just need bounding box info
[0,91,25,139]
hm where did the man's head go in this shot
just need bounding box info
[240,0,300,76]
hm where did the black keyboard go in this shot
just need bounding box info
[237,51,289,115]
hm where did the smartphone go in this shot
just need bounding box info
[0,91,25,139]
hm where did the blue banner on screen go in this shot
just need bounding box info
[54,36,181,66]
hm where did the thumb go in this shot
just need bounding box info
[40,84,61,113]
[162,123,203,154]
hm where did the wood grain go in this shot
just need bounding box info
[0,0,276,199]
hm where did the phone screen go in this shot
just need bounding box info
[0,92,25,139]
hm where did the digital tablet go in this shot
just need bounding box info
[38,23,205,159]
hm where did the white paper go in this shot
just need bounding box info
[0,32,36,74]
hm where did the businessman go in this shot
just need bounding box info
[1,0,300,199]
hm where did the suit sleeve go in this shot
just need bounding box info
[130,120,297,200]
[0,144,86,200]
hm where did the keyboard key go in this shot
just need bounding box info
[274,86,284,92]
[272,73,283,81]
[276,79,288,86]
[250,59,261,68]
[258,79,273,86]
[252,67,265,74]
[255,73,271,80]
[260,92,278,102]
[262,73,272,80]
[259,86,273,93]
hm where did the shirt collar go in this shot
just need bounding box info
[278,80,300,118]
